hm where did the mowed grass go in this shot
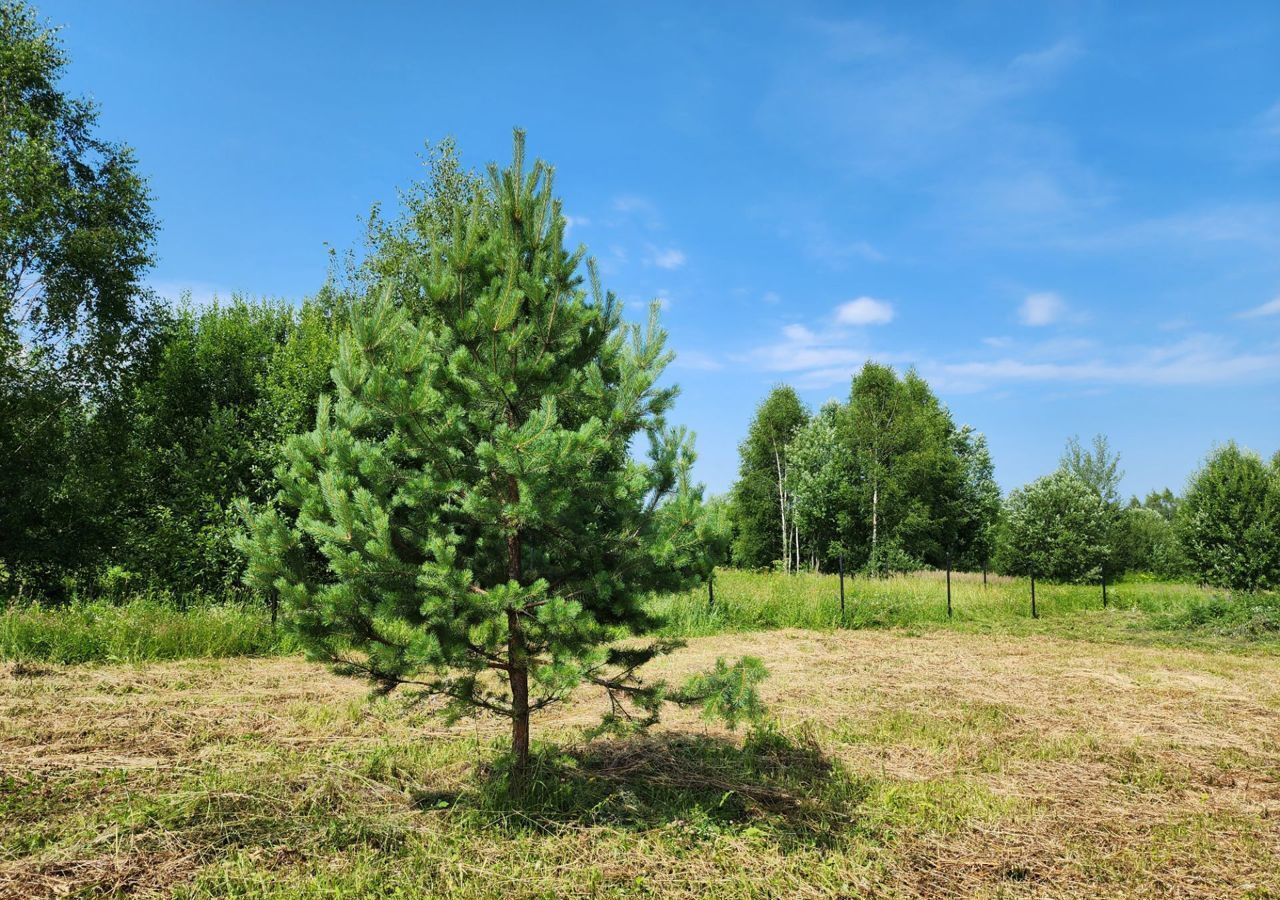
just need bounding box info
[3,631,1278,898]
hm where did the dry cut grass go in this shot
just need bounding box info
[2,630,1278,898]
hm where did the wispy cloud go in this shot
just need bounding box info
[734,308,1280,393]
[1018,292,1066,326]
[648,247,687,270]
[757,20,1100,242]
[611,194,662,229]
[835,296,894,326]
[927,334,1280,392]
[1261,101,1280,139]
[767,207,885,269]
[1237,296,1280,319]
[734,300,909,387]
[1054,203,1280,255]
[736,323,869,381]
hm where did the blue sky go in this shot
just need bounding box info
[44,1,1280,497]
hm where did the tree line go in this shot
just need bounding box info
[2,0,1277,610]
[728,385,1280,593]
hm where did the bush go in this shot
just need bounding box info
[995,470,1108,582]
[1178,443,1280,592]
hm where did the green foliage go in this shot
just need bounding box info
[675,655,768,730]
[1061,434,1123,508]
[116,295,339,597]
[950,427,1002,570]
[786,402,851,567]
[237,132,762,765]
[733,366,999,577]
[839,364,994,573]
[0,0,157,377]
[1113,505,1188,580]
[0,1,158,592]
[1178,442,1280,592]
[996,470,1109,582]
[730,386,808,568]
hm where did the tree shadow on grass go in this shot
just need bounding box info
[438,725,867,849]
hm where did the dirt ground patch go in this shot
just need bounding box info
[2,630,1278,898]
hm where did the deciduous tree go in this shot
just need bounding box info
[1178,443,1280,592]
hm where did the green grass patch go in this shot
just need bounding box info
[0,598,295,664]
[651,569,1280,652]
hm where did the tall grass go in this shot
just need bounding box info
[0,598,295,664]
[650,569,1276,645]
[5,571,1275,666]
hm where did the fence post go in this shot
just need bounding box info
[946,552,952,619]
[838,552,846,619]
[1030,575,1038,619]
[708,570,715,609]
[982,562,988,588]
[1101,567,1107,609]
[271,593,279,628]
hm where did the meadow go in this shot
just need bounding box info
[4,570,1277,666]
[2,627,1278,897]
[3,572,1279,897]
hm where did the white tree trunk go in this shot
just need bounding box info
[774,444,789,572]
[871,477,879,552]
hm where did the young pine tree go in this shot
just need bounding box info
[236,133,763,775]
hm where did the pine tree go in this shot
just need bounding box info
[237,133,764,776]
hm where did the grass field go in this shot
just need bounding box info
[4,570,1278,666]
[655,569,1280,652]
[3,628,1278,898]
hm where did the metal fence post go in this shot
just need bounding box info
[1030,575,1038,619]
[946,553,952,619]
[838,552,846,619]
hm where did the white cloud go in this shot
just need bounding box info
[1237,296,1280,319]
[761,291,781,305]
[649,247,687,270]
[834,296,894,326]
[1018,292,1065,326]
[738,322,867,378]
[563,214,590,235]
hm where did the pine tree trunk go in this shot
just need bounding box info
[507,606,530,775]
[505,472,530,779]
